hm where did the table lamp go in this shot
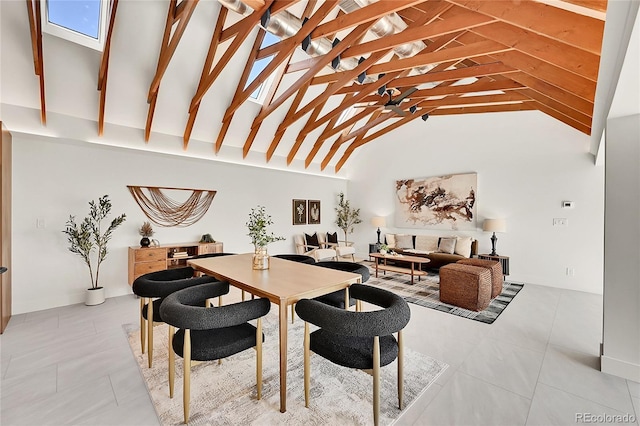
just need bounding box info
[483,218,506,256]
[371,216,386,244]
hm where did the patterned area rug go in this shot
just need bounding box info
[125,310,447,425]
[364,263,523,324]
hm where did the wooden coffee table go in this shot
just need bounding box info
[369,253,430,284]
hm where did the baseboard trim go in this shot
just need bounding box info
[601,355,640,382]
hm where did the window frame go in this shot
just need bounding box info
[41,0,109,51]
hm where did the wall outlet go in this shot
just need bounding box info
[566,267,575,276]
[553,218,568,227]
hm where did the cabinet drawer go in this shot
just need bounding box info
[134,248,165,262]
[134,260,166,276]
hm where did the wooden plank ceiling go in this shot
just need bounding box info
[27,0,607,173]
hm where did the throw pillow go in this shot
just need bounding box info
[415,235,439,252]
[305,232,319,248]
[326,232,338,244]
[385,233,396,248]
[455,237,473,258]
[437,237,456,254]
[396,234,414,249]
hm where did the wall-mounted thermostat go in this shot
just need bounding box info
[562,201,575,209]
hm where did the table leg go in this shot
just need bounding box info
[375,259,379,278]
[410,263,415,285]
[279,302,288,413]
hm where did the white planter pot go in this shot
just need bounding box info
[86,287,106,306]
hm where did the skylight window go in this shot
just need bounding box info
[42,0,108,51]
[246,32,280,103]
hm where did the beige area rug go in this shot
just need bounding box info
[125,311,447,425]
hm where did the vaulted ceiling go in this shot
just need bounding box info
[7,0,614,173]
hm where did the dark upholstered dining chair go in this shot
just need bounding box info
[313,261,370,309]
[295,284,411,426]
[160,282,271,423]
[132,267,218,368]
[273,253,316,264]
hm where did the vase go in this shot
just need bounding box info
[85,287,105,306]
[140,237,151,247]
[252,246,269,270]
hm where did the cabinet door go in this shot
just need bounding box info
[134,248,165,262]
[198,243,222,255]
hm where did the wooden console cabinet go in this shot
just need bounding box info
[128,242,223,285]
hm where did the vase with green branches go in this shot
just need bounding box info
[334,192,362,244]
[246,205,285,269]
[62,195,126,304]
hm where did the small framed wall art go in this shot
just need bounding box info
[308,200,321,224]
[292,199,307,225]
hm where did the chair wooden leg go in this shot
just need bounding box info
[373,336,380,426]
[168,325,175,398]
[398,330,404,409]
[304,321,310,408]
[218,295,222,307]
[147,299,154,368]
[256,317,263,400]
[140,298,147,354]
[183,329,191,424]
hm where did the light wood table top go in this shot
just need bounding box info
[188,253,361,413]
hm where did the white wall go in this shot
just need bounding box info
[347,110,605,294]
[602,114,640,381]
[12,134,347,314]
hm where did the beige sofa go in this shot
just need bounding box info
[383,234,478,270]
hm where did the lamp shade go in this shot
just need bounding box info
[483,218,506,233]
[371,216,386,227]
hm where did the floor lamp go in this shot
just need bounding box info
[483,218,506,256]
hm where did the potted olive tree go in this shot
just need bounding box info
[62,195,126,305]
[334,192,362,244]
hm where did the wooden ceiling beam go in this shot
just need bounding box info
[503,72,593,117]
[417,91,531,108]
[286,99,329,165]
[310,0,430,39]
[25,0,46,125]
[559,0,608,13]
[215,27,267,153]
[469,21,600,81]
[183,6,229,146]
[532,101,592,134]
[333,61,517,92]
[356,78,524,104]
[248,0,320,161]
[222,0,340,122]
[445,0,604,55]
[366,40,511,75]
[321,108,382,170]
[342,8,495,59]
[145,0,199,142]
[252,19,374,124]
[219,0,295,42]
[296,29,462,144]
[188,0,274,113]
[97,0,119,137]
[519,88,592,128]
[335,109,434,172]
[266,81,311,161]
[429,102,537,115]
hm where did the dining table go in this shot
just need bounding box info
[188,253,362,413]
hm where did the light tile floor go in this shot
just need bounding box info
[1,283,638,425]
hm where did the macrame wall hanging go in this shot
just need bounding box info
[127,186,216,227]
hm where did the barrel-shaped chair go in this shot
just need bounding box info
[132,267,218,368]
[295,284,411,426]
[160,282,271,423]
[313,261,370,309]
